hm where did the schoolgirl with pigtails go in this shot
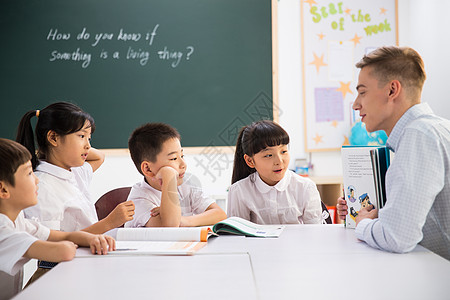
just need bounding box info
[227,120,322,225]
[16,102,135,234]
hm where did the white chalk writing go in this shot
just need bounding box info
[45,25,195,69]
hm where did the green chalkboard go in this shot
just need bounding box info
[0,0,274,148]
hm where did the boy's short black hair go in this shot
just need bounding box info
[128,123,180,175]
[0,138,32,187]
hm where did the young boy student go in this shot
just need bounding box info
[336,46,450,260]
[125,123,227,227]
[0,138,115,299]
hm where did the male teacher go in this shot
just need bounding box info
[337,46,450,260]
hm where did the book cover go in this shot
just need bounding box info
[341,146,390,228]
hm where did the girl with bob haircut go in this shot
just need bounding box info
[228,120,322,225]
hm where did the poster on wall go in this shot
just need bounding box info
[301,0,398,151]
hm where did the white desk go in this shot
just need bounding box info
[14,225,450,300]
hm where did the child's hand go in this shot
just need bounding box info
[151,166,179,187]
[151,206,160,217]
[59,241,78,261]
[107,201,135,228]
[89,234,116,255]
[336,197,348,221]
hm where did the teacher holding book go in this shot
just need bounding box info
[337,46,450,261]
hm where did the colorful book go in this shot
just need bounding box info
[341,146,390,228]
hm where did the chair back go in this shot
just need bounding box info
[95,187,132,221]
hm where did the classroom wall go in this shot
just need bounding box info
[90,0,450,201]
[397,0,450,120]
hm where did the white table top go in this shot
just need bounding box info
[14,225,450,300]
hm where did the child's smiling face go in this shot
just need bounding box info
[244,144,290,186]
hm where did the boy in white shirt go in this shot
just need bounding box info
[125,123,226,227]
[0,138,115,299]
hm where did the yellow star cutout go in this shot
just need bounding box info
[342,135,350,146]
[312,133,324,145]
[350,33,362,47]
[331,121,339,128]
[309,53,327,74]
[313,133,323,145]
[303,0,317,7]
[345,8,351,15]
[317,32,325,40]
[337,81,353,99]
[380,7,387,15]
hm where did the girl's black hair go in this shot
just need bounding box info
[15,101,95,169]
[231,120,289,184]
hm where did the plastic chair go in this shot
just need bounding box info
[95,187,132,222]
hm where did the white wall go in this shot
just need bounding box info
[90,0,450,200]
[398,0,450,120]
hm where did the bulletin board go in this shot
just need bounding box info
[300,0,398,152]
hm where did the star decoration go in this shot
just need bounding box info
[380,7,387,15]
[317,32,325,40]
[350,33,362,47]
[342,135,350,146]
[303,0,317,7]
[337,81,353,99]
[331,121,339,128]
[345,8,351,15]
[312,133,324,145]
[309,53,327,74]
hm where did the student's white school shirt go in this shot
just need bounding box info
[125,179,216,227]
[227,170,322,224]
[24,161,98,232]
[355,103,450,260]
[0,211,50,299]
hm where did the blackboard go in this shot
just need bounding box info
[0,0,275,148]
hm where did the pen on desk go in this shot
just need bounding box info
[114,248,137,251]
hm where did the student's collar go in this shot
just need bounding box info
[386,102,433,152]
[143,177,161,194]
[0,211,19,227]
[254,170,290,194]
[35,161,75,181]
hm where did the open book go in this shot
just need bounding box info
[76,227,215,257]
[341,146,391,228]
[212,217,285,237]
[76,218,285,257]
